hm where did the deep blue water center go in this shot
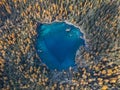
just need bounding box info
[35,22,85,71]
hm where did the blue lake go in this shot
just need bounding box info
[35,22,85,71]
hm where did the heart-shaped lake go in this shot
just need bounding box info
[35,22,85,71]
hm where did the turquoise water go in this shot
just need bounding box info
[35,22,85,70]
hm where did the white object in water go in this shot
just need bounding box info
[38,49,42,53]
[66,28,71,32]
